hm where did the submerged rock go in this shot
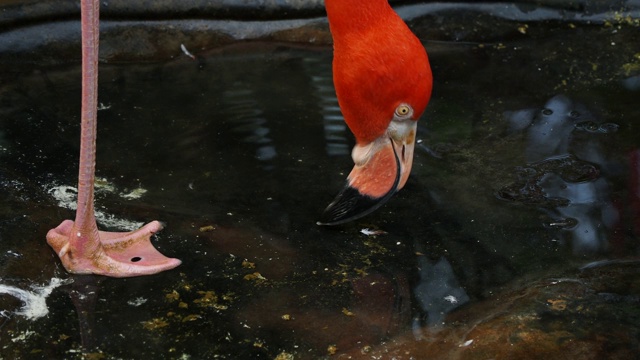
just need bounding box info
[339,260,640,359]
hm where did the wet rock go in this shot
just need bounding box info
[1,1,639,64]
[497,154,600,207]
[575,121,620,134]
[338,260,640,359]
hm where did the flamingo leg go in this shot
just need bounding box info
[46,0,181,277]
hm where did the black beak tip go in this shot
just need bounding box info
[317,185,395,226]
[319,139,402,226]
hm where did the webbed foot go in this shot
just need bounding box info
[47,220,181,278]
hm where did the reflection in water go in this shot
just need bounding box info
[502,95,619,254]
[64,276,103,351]
[622,74,640,91]
[223,84,276,170]
[507,94,592,162]
[303,56,351,157]
[1,33,639,357]
[631,150,640,238]
[413,256,469,330]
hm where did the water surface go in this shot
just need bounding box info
[1,19,639,359]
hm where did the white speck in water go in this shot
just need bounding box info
[459,339,474,347]
[127,297,148,306]
[444,295,459,304]
[11,330,36,343]
[47,185,78,209]
[120,188,147,200]
[94,177,117,193]
[360,228,387,236]
[180,43,196,60]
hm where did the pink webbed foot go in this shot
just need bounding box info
[47,220,181,278]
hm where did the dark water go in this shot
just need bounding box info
[1,22,639,359]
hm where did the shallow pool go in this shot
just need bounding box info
[1,7,639,359]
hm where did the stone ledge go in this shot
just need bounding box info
[0,1,638,64]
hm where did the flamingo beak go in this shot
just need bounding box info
[318,120,417,225]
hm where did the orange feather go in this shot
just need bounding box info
[326,0,433,144]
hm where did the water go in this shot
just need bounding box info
[1,21,639,359]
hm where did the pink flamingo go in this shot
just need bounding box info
[46,0,181,277]
[319,0,433,225]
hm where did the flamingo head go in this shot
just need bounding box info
[319,0,433,225]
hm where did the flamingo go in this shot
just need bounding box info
[319,0,433,225]
[46,0,181,277]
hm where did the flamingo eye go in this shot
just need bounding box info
[395,104,413,119]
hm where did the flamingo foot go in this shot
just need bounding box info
[46,220,181,278]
